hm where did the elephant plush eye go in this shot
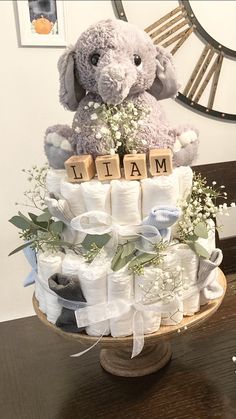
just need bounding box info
[133,54,142,66]
[90,53,100,66]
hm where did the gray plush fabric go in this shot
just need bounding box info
[198,249,223,283]
[56,308,84,333]
[48,273,86,301]
[48,273,86,332]
[44,19,199,168]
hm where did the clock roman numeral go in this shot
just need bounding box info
[144,4,227,114]
[145,5,193,55]
[183,45,223,108]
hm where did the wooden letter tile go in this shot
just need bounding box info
[95,154,121,181]
[64,155,95,183]
[149,149,172,176]
[124,154,147,180]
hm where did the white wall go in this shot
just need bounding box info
[0,1,235,322]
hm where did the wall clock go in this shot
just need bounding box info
[112,0,236,121]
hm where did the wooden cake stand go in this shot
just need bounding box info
[33,269,226,377]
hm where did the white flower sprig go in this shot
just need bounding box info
[15,164,49,211]
[86,101,150,156]
[178,172,234,243]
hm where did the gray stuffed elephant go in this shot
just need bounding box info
[44,19,199,169]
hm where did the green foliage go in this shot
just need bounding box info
[8,209,73,255]
[82,234,111,263]
[194,222,208,239]
[81,234,111,251]
[111,244,136,272]
[110,239,167,274]
[187,241,210,259]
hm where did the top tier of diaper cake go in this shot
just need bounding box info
[33,19,224,356]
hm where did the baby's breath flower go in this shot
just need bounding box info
[90,113,98,120]
[100,126,108,134]
[231,202,236,207]
[88,101,94,107]
[94,103,100,109]
[95,133,102,139]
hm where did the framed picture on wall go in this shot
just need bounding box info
[17,0,66,46]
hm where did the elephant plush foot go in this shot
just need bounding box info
[171,127,199,166]
[44,124,75,169]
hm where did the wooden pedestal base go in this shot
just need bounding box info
[100,341,172,377]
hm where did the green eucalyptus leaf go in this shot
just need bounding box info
[37,209,51,223]
[128,253,155,269]
[186,233,199,242]
[188,242,210,259]
[194,222,208,239]
[111,256,128,272]
[82,234,111,251]
[111,246,123,271]
[28,213,38,223]
[8,241,34,256]
[121,242,136,259]
[9,216,31,230]
[50,221,64,234]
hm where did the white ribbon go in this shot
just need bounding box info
[74,297,177,358]
[71,266,221,358]
[70,210,161,253]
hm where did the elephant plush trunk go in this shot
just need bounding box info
[97,63,136,105]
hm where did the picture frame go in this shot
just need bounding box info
[16,0,66,47]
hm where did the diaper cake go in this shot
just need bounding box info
[10,19,225,358]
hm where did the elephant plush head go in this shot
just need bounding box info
[58,19,179,110]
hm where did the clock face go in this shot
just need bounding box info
[112,0,236,121]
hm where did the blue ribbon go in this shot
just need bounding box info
[23,245,38,287]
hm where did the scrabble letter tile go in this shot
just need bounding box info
[95,154,121,181]
[149,149,172,176]
[64,155,95,183]
[124,154,147,180]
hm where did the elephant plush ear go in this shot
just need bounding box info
[58,46,86,111]
[149,45,179,100]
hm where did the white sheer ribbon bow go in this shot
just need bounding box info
[73,298,179,358]
[70,210,161,252]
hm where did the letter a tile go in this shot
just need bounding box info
[124,154,147,180]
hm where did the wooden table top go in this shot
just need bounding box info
[1,274,236,419]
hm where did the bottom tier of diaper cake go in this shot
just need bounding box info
[31,165,224,343]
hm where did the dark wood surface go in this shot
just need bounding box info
[193,161,236,274]
[0,274,236,419]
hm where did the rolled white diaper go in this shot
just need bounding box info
[160,248,184,325]
[175,166,193,202]
[61,225,81,245]
[60,179,86,216]
[173,243,200,316]
[46,169,65,198]
[37,252,64,323]
[62,253,84,277]
[108,266,134,337]
[135,267,162,334]
[81,180,111,213]
[77,258,110,336]
[111,180,141,225]
[197,219,216,255]
[141,171,179,218]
